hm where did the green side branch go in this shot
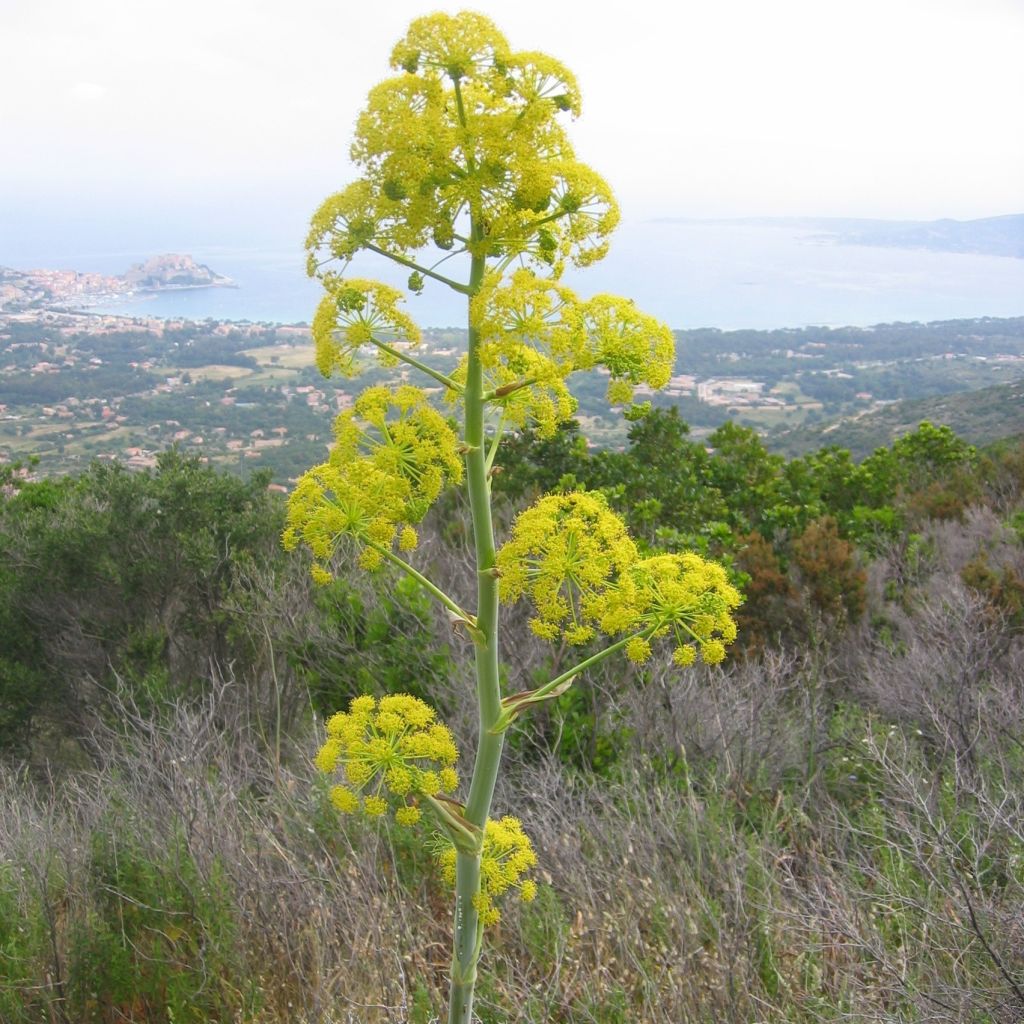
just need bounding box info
[367,542,478,635]
[368,336,463,392]
[493,625,660,733]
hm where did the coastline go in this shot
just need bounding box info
[0,255,236,316]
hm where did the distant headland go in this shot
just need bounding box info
[0,254,235,312]
[652,214,1024,261]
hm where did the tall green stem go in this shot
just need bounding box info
[448,246,504,1024]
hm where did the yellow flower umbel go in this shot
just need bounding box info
[583,295,675,405]
[283,457,410,578]
[332,384,463,521]
[449,342,577,439]
[316,693,460,826]
[284,384,463,580]
[305,12,618,280]
[496,491,638,644]
[608,553,743,666]
[312,278,421,377]
[436,815,538,926]
[491,551,741,735]
[470,269,588,373]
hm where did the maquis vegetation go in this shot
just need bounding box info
[282,12,741,1022]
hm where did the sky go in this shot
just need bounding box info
[2,0,1023,257]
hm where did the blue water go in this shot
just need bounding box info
[7,221,1024,330]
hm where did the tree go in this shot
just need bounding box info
[706,422,784,533]
[860,421,978,511]
[0,453,287,753]
[284,14,741,1022]
[593,407,728,545]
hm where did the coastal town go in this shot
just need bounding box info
[3,258,1024,484]
[0,295,477,483]
[0,254,233,311]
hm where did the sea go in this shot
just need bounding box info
[6,220,1024,330]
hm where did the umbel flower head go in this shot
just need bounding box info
[463,268,675,429]
[470,269,588,373]
[448,341,577,439]
[282,456,412,579]
[312,277,421,377]
[497,495,742,663]
[436,815,538,925]
[284,384,462,581]
[316,693,460,826]
[608,553,743,666]
[496,491,638,644]
[305,11,619,280]
[332,384,463,520]
[583,295,675,405]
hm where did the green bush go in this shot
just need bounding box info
[68,828,256,1024]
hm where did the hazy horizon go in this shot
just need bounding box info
[3,0,1022,228]
[6,216,1021,333]
[4,1,1023,331]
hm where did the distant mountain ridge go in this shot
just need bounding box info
[820,214,1024,260]
[655,214,1024,260]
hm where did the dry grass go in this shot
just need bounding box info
[1,507,1022,1023]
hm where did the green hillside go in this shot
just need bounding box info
[770,377,1024,458]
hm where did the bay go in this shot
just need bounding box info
[12,221,1024,330]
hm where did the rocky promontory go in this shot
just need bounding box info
[0,254,234,311]
[122,254,234,292]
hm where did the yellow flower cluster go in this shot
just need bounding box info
[583,295,675,405]
[316,693,460,826]
[334,385,463,521]
[471,270,586,372]
[496,492,638,644]
[436,815,538,926]
[449,342,577,439]
[283,384,461,581]
[283,456,409,576]
[498,495,742,663]
[459,269,675,434]
[311,277,421,378]
[608,553,743,665]
[305,12,618,280]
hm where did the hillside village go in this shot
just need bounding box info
[0,308,464,482]
[3,306,1024,485]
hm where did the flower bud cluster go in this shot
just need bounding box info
[316,693,460,826]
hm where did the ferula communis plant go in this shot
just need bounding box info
[284,12,741,1022]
